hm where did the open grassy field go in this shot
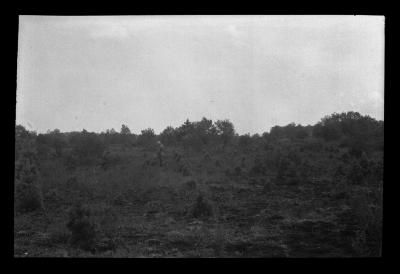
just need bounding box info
[14,134,383,257]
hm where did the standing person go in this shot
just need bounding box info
[156,141,165,167]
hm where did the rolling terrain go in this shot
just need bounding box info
[14,112,383,257]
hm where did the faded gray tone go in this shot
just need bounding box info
[17,15,384,134]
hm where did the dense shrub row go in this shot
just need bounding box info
[18,112,383,164]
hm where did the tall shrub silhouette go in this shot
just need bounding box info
[15,125,43,213]
[66,203,96,251]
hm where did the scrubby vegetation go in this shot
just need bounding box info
[14,112,383,257]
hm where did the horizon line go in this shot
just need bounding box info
[15,110,384,136]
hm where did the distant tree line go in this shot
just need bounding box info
[17,111,383,165]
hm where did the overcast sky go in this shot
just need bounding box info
[17,15,384,134]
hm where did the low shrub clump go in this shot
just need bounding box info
[191,193,213,219]
[184,180,197,190]
[15,178,43,213]
[66,203,97,252]
[47,222,70,245]
[15,144,44,213]
[349,188,382,256]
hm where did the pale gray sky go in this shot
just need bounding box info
[17,15,384,134]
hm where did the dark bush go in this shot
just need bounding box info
[348,147,363,158]
[346,163,365,185]
[191,193,213,219]
[234,166,242,176]
[185,180,197,190]
[66,204,97,252]
[250,155,266,176]
[179,165,191,176]
[275,157,302,186]
[15,129,44,213]
[349,189,382,256]
[15,179,43,213]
